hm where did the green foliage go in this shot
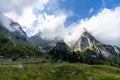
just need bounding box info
[48,41,72,61]
[48,42,120,68]
[87,43,103,51]
[0,59,120,80]
[69,51,79,63]
[0,30,42,58]
[49,48,71,61]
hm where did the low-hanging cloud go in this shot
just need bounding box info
[0,0,52,34]
[1,0,120,47]
[0,0,49,14]
[65,7,120,47]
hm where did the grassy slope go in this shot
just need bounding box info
[0,59,120,80]
[0,29,41,58]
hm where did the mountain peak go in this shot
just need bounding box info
[0,16,28,41]
[56,40,70,51]
[49,40,71,60]
[74,30,100,51]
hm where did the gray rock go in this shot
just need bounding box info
[57,59,63,63]
[73,30,120,58]
[74,30,100,51]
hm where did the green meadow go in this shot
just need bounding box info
[0,58,120,80]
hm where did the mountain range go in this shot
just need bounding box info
[30,29,120,58]
[0,16,120,67]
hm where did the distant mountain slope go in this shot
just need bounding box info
[9,21,28,41]
[29,32,58,47]
[29,32,51,47]
[0,25,41,58]
[29,32,58,54]
[0,15,28,41]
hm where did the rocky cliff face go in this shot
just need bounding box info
[74,30,99,51]
[74,30,120,58]
[84,45,120,59]
[95,45,120,57]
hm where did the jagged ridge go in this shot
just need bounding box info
[74,30,100,51]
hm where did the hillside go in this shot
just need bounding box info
[49,40,72,61]
[0,25,42,58]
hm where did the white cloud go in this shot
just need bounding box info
[3,0,54,36]
[0,0,49,14]
[5,8,36,27]
[35,12,68,40]
[65,7,120,47]
[1,0,120,47]
[4,7,37,36]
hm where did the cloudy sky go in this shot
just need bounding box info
[1,0,120,46]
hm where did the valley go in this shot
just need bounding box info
[0,11,120,80]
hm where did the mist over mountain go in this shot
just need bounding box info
[0,22,41,58]
[45,29,120,66]
[0,0,120,47]
[0,15,28,41]
[1,1,120,79]
[29,32,57,48]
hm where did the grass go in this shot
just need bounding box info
[0,30,41,58]
[0,58,120,80]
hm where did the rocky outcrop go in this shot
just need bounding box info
[95,45,120,57]
[74,30,99,51]
[49,40,71,61]
[85,45,120,58]
[74,30,120,58]
[55,40,71,51]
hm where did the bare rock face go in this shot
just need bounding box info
[74,30,120,58]
[87,45,120,58]
[113,46,120,54]
[74,30,99,51]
